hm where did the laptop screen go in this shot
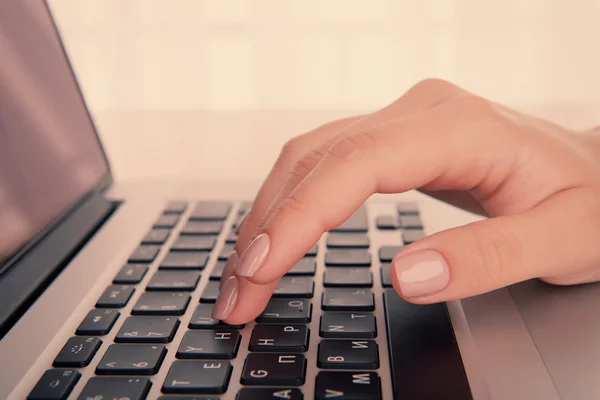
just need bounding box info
[0,2,109,270]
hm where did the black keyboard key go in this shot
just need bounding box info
[306,245,318,257]
[381,264,393,287]
[164,200,188,214]
[237,388,303,400]
[113,264,148,284]
[147,270,201,291]
[163,360,232,394]
[376,215,398,230]
[379,245,402,262]
[325,249,371,267]
[96,344,166,375]
[315,371,380,400]
[76,309,119,335]
[384,289,472,398]
[235,200,251,214]
[273,276,314,298]
[160,251,209,270]
[129,245,161,263]
[155,214,180,228]
[286,258,316,276]
[396,201,419,215]
[53,337,101,367]
[238,201,252,213]
[181,221,224,235]
[142,228,171,245]
[210,261,226,280]
[331,208,368,233]
[132,292,191,315]
[96,285,135,308]
[399,215,423,229]
[317,339,379,369]
[177,330,241,359]
[320,312,376,338]
[218,243,235,260]
[322,289,374,311]
[323,268,373,288]
[28,369,80,400]
[249,324,309,352]
[189,304,245,330]
[403,229,426,244]
[79,377,151,400]
[256,299,312,324]
[225,231,238,244]
[241,354,306,386]
[232,213,245,231]
[171,235,217,252]
[189,201,232,221]
[326,233,369,248]
[115,316,179,343]
[200,281,220,303]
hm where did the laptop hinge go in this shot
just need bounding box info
[0,191,119,339]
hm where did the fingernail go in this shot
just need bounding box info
[235,233,270,277]
[235,209,250,234]
[219,250,239,289]
[393,250,450,297]
[212,276,239,320]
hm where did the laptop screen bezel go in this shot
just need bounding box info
[0,0,113,277]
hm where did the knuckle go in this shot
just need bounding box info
[273,189,330,233]
[462,222,521,287]
[279,193,308,216]
[275,192,322,230]
[292,147,327,180]
[404,78,457,98]
[326,131,378,166]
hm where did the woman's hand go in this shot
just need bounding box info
[211,78,600,324]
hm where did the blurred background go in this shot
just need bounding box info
[47,0,600,181]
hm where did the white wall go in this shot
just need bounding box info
[48,0,600,112]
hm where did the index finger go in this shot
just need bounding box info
[234,95,511,285]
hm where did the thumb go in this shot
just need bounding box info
[391,187,600,302]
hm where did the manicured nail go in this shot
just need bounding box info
[212,276,239,320]
[235,233,270,277]
[235,209,250,234]
[219,250,239,289]
[393,250,450,297]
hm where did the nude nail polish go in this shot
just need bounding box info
[235,233,270,277]
[219,250,238,289]
[393,250,450,297]
[212,276,239,320]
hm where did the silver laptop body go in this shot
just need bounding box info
[1,2,599,399]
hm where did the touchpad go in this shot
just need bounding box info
[509,279,600,399]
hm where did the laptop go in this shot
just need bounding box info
[2,2,599,399]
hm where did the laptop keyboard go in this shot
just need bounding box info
[27,201,472,400]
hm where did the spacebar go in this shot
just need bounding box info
[383,289,472,399]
